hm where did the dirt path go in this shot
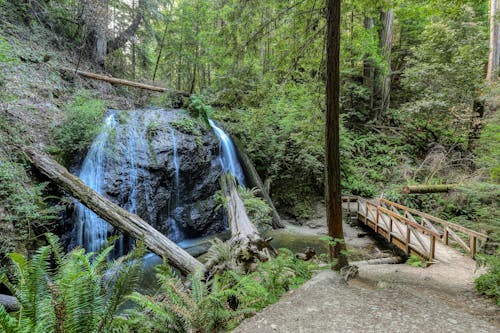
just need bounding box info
[233,204,499,333]
[233,269,499,333]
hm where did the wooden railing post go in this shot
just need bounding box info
[406,226,411,254]
[470,236,477,258]
[375,206,380,233]
[388,215,393,242]
[443,227,449,245]
[429,235,436,260]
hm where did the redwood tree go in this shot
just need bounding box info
[326,0,348,270]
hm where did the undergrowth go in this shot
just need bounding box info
[50,91,106,165]
[475,252,500,305]
[123,248,318,332]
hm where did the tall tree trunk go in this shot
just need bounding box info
[375,9,394,121]
[363,16,375,114]
[152,22,169,81]
[326,0,348,271]
[487,0,499,82]
[83,0,108,67]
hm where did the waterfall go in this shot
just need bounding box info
[74,114,117,253]
[167,128,185,243]
[208,119,246,186]
[171,128,180,203]
[71,108,227,255]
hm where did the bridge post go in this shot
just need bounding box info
[429,235,436,259]
[375,206,380,233]
[406,226,411,254]
[443,227,449,245]
[470,236,477,258]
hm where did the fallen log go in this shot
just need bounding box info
[64,68,167,92]
[0,294,19,312]
[231,136,283,229]
[221,175,275,268]
[402,184,458,194]
[22,147,204,275]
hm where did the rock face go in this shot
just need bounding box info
[70,108,225,251]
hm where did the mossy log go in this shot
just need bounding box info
[231,136,283,229]
[402,184,458,194]
[22,147,204,275]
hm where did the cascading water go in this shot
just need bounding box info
[74,114,117,253]
[208,119,246,186]
[167,128,185,243]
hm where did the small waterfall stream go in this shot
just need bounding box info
[74,114,117,253]
[208,119,246,186]
[167,128,185,243]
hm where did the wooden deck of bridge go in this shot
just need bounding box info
[342,196,489,263]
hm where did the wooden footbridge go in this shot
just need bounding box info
[342,197,489,262]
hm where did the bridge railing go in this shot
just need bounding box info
[364,199,440,260]
[378,198,488,258]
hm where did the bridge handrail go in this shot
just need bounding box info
[379,198,488,241]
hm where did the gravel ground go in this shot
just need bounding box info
[232,270,499,333]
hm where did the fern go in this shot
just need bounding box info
[0,234,142,333]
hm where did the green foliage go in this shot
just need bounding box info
[399,5,488,147]
[476,110,500,182]
[406,254,427,268]
[237,186,272,230]
[0,154,60,261]
[475,252,500,305]
[124,263,253,333]
[188,95,212,125]
[0,234,144,333]
[51,92,106,164]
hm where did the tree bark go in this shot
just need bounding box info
[375,9,394,120]
[83,0,108,67]
[402,184,458,194]
[487,0,499,82]
[22,147,204,275]
[326,0,348,271]
[231,136,283,229]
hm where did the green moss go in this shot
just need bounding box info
[50,91,106,165]
[170,116,203,148]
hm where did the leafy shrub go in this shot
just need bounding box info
[188,95,212,125]
[237,186,272,231]
[51,92,106,164]
[0,155,60,261]
[0,234,143,332]
[475,252,500,305]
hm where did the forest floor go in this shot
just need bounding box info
[233,205,500,333]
